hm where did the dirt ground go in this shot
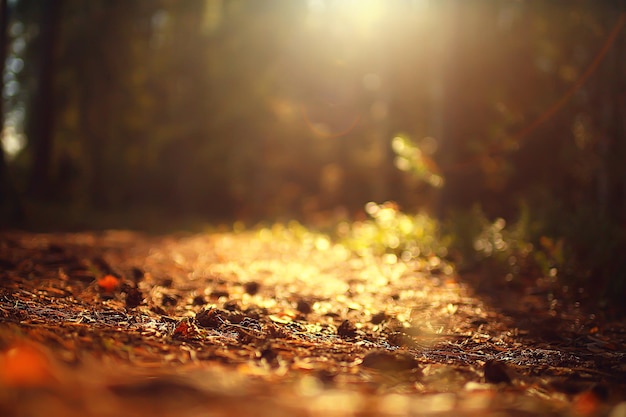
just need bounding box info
[1,229,625,417]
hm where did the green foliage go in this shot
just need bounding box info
[444,201,626,313]
[560,206,622,276]
[445,205,538,281]
[391,135,443,189]
[255,220,334,252]
[338,201,448,261]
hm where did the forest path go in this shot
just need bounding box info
[1,230,625,417]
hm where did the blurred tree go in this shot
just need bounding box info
[0,0,24,226]
[431,1,626,222]
[422,0,626,300]
[25,0,61,200]
[2,0,624,241]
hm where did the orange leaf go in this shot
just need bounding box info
[573,390,601,416]
[0,343,55,387]
[173,320,191,337]
[97,275,120,293]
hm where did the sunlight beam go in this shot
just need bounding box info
[307,0,387,35]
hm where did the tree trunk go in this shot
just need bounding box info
[0,0,25,227]
[26,0,61,200]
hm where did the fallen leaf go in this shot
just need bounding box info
[0,343,56,387]
[97,274,120,293]
[573,389,603,416]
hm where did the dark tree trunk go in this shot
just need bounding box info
[0,0,24,227]
[606,4,626,296]
[435,1,483,217]
[26,0,61,200]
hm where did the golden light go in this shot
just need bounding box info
[300,0,398,138]
[296,1,438,141]
[306,0,388,36]
[335,0,386,34]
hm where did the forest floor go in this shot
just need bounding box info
[1,229,625,417]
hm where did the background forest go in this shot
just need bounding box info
[0,1,625,311]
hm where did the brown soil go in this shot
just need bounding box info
[1,230,625,417]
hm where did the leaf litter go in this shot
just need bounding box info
[0,229,625,417]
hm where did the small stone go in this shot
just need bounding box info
[159,277,174,288]
[471,318,488,326]
[150,305,167,316]
[210,289,229,299]
[243,281,260,295]
[296,299,312,315]
[484,359,512,384]
[371,311,387,324]
[131,267,145,282]
[48,243,65,254]
[258,345,278,364]
[192,295,206,306]
[386,331,415,348]
[244,305,267,319]
[196,308,228,329]
[125,286,143,308]
[361,350,419,372]
[337,320,357,339]
[223,299,240,311]
[161,294,178,307]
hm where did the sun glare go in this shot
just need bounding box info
[342,0,386,32]
[307,0,387,33]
